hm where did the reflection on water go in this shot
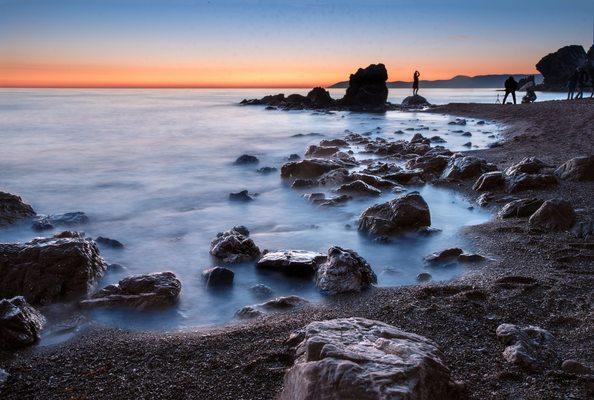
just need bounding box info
[0,88,513,338]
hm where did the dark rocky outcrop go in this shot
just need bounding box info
[555,156,594,181]
[536,45,588,90]
[0,296,45,350]
[303,193,352,207]
[358,192,431,236]
[306,87,333,108]
[341,63,389,108]
[0,232,107,305]
[528,199,575,231]
[256,250,326,276]
[0,191,35,227]
[304,145,340,158]
[80,272,181,310]
[424,248,463,265]
[281,159,344,179]
[209,226,260,263]
[202,267,234,287]
[505,157,551,176]
[314,247,376,295]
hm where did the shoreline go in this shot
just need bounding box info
[2,99,593,399]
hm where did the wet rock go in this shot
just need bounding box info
[31,218,53,231]
[0,233,107,305]
[95,236,124,249]
[35,212,89,227]
[360,161,402,177]
[528,199,575,231]
[107,263,126,272]
[561,359,592,375]
[314,247,376,295]
[461,132,472,137]
[463,142,472,147]
[319,138,348,147]
[473,171,504,191]
[314,194,352,207]
[555,156,594,181]
[424,248,463,265]
[80,272,181,310]
[406,154,449,176]
[249,284,273,300]
[341,64,388,108]
[0,296,45,350]
[0,368,8,390]
[448,118,467,126]
[256,250,326,276]
[256,166,277,174]
[317,168,351,186]
[505,157,551,176]
[505,173,557,193]
[358,192,431,236]
[202,266,234,287]
[498,198,544,219]
[410,133,430,145]
[349,172,394,189]
[430,136,446,143]
[384,170,424,185]
[234,154,259,165]
[401,94,430,108]
[0,191,35,227]
[476,193,494,207]
[336,180,381,196]
[458,253,487,263]
[417,272,432,282]
[287,153,301,161]
[441,155,496,180]
[292,179,318,189]
[209,226,261,263]
[305,145,339,158]
[235,306,264,319]
[496,323,555,370]
[536,45,587,89]
[281,159,343,179]
[229,190,255,202]
[261,295,309,311]
[280,317,466,400]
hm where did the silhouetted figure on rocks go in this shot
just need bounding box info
[575,67,588,99]
[502,76,518,104]
[412,71,420,96]
[567,69,579,100]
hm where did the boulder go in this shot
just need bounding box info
[417,272,432,282]
[236,295,309,319]
[234,154,259,165]
[256,250,327,276]
[473,171,504,191]
[209,226,260,263]
[496,323,555,370]
[305,193,352,207]
[306,87,334,108]
[349,172,394,189]
[202,266,234,287]
[561,360,593,375]
[235,306,264,319]
[401,94,430,108]
[95,236,124,249]
[505,157,551,176]
[555,156,594,181]
[314,247,376,295]
[336,180,381,196]
[441,155,496,180]
[410,133,430,145]
[358,192,431,236]
[528,199,575,231]
[506,173,557,193]
[0,233,107,305]
[406,155,449,175]
[80,272,181,310]
[536,45,587,89]
[498,198,544,219]
[341,64,389,108]
[0,296,45,350]
[318,168,352,186]
[0,191,35,227]
[229,190,255,202]
[430,136,447,143]
[305,145,340,158]
[424,248,463,265]
[281,159,343,179]
[280,318,466,400]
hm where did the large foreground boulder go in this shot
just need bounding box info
[80,272,181,310]
[0,191,35,227]
[536,45,587,89]
[341,64,389,108]
[0,232,107,305]
[280,317,466,400]
[528,199,575,231]
[555,156,594,181]
[209,226,260,263]
[0,296,45,350]
[358,192,431,236]
[256,250,326,276]
[314,247,376,295]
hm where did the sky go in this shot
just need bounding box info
[1,0,593,88]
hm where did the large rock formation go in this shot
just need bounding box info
[314,247,376,295]
[341,64,389,108]
[536,45,588,90]
[0,232,107,305]
[80,272,181,310]
[209,226,261,264]
[0,296,45,350]
[358,192,431,236]
[0,191,35,227]
[280,318,466,400]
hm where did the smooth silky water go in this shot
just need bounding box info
[0,88,564,344]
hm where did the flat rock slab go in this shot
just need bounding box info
[257,250,326,276]
[280,317,466,400]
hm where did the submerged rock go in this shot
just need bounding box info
[496,323,555,370]
[229,190,255,202]
[358,192,431,236]
[234,154,259,165]
[256,166,277,174]
[0,191,35,227]
[0,296,45,350]
[0,233,107,305]
[555,156,594,181]
[96,236,124,249]
[528,199,575,231]
[209,226,260,263]
[257,250,326,276]
[280,317,466,400]
[249,284,274,300]
[202,266,234,287]
[314,247,376,295]
[80,271,181,310]
[236,295,309,319]
[40,212,89,227]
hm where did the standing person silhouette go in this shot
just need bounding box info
[412,71,420,96]
[567,69,579,100]
[575,67,588,99]
[502,76,518,104]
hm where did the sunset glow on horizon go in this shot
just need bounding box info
[2,0,593,88]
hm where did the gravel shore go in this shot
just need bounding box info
[1,99,593,400]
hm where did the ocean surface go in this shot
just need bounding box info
[0,88,566,342]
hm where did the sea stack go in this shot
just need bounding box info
[340,63,389,108]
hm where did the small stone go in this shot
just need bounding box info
[417,272,432,282]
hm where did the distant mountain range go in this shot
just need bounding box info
[328,74,543,89]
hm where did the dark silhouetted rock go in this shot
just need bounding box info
[314,247,376,295]
[410,133,431,145]
[209,226,260,263]
[498,198,544,219]
[528,199,575,231]
[473,171,504,191]
[536,45,587,89]
[341,63,389,108]
[306,87,334,107]
[401,94,430,108]
[430,136,447,143]
[0,191,35,227]
[257,250,326,276]
[0,233,106,305]
[80,272,181,310]
[555,156,594,181]
[0,296,45,350]
[234,154,259,165]
[406,155,449,176]
[96,236,124,249]
[281,159,343,179]
[287,153,301,160]
[358,192,431,236]
[202,266,234,287]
